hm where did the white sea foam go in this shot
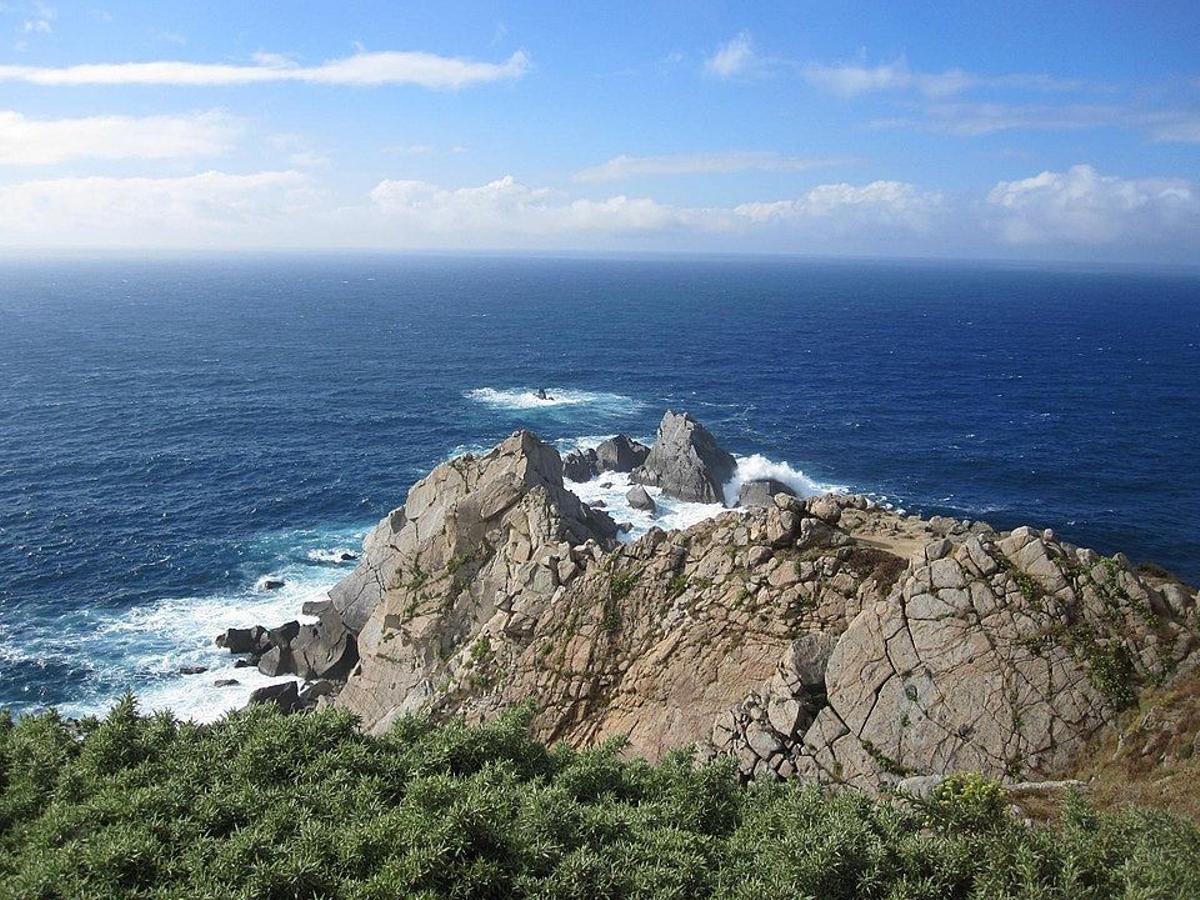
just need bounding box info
[466,386,642,413]
[305,547,359,564]
[45,525,372,724]
[723,453,846,507]
[564,448,845,541]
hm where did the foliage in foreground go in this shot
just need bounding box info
[1,697,1199,899]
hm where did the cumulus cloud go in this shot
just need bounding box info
[574,151,843,182]
[0,170,310,245]
[734,180,945,232]
[368,174,947,244]
[705,31,755,78]
[369,175,694,237]
[0,109,237,165]
[0,48,530,89]
[986,164,1198,244]
[803,58,1083,98]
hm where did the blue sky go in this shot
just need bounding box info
[1,1,1198,261]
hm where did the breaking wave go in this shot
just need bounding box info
[465,387,643,413]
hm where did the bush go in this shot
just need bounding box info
[1,699,1198,898]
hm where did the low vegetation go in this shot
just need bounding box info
[2,698,1199,899]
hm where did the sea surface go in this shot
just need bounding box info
[2,254,1198,721]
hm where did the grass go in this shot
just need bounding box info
[2,698,1199,899]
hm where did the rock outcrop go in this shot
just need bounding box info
[738,478,796,508]
[631,411,737,504]
[306,414,1199,797]
[562,435,651,483]
[331,430,620,728]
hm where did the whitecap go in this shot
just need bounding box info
[465,386,642,413]
[722,454,846,507]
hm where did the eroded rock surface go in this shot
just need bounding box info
[631,410,736,504]
[320,417,1199,795]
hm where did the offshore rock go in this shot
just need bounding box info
[631,411,737,504]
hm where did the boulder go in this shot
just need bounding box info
[248,681,299,713]
[562,448,599,482]
[595,435,650,473]
[258,577,285,591]
[267,620,301,649]
[215,626,267,655]
[738,478,796,508]
[178,664,208,675]
[298,679,337,707]
[257,646,294,677]
[213,678,240,688]
[631,411,736,504]
[291,615,358,681]
[626,485,657,513]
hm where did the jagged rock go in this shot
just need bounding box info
[332,431,620,730]
[298,679,337,707]
[738,478,796,508]
[258,577,285,591]
[631,411,737,504]
[213,678,240,688]
[322,423,1199,793]
[215,626,267,654]
[301,599,332,616]
[248,681,299,713]
[178,664,208,675]
[626,485,656,513]
[595,435,650,473]
[291,614,358,681]
[257,646,293,677]
[268,621,301,649]
[562,449,599,482]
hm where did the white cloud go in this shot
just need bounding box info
[986,164,1197,244]
[0,48,530,88]
[0,170,310,245]
[369,175,693,237]
[705,31,754,78]
[574,151,843,182]
[803,58,1083,98]
[734,180,945,232]
[0,109,237,165]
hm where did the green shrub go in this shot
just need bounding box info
[1,698,1198,898]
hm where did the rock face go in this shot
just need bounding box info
[632,411,736,504]
[596,435,650,473]
[331,431,620,729]
[738,478,796,508]
[561,435,650,483]
[320,416,1199,796]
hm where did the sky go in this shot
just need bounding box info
[1,1,1198,262]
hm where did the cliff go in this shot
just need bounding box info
[244,412,1200,794]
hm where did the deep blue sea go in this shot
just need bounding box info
[2,255,1199,719]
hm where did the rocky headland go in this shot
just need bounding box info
[217,410,1200,797]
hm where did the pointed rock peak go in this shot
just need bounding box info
[632,410,737,504]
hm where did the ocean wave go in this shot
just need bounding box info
[14,524,373,724]
[305,547,359,564]
[723,454,846,507]
[465,386,642,413]
[562,449,846,541]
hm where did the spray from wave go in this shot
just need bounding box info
[465,387,643,413]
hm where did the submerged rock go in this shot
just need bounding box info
[631,410,736,504]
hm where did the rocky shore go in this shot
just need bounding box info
[217,410,1200,794]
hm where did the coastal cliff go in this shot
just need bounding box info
[249,410,1200,795]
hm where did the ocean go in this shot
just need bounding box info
[2,254,1198,721]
